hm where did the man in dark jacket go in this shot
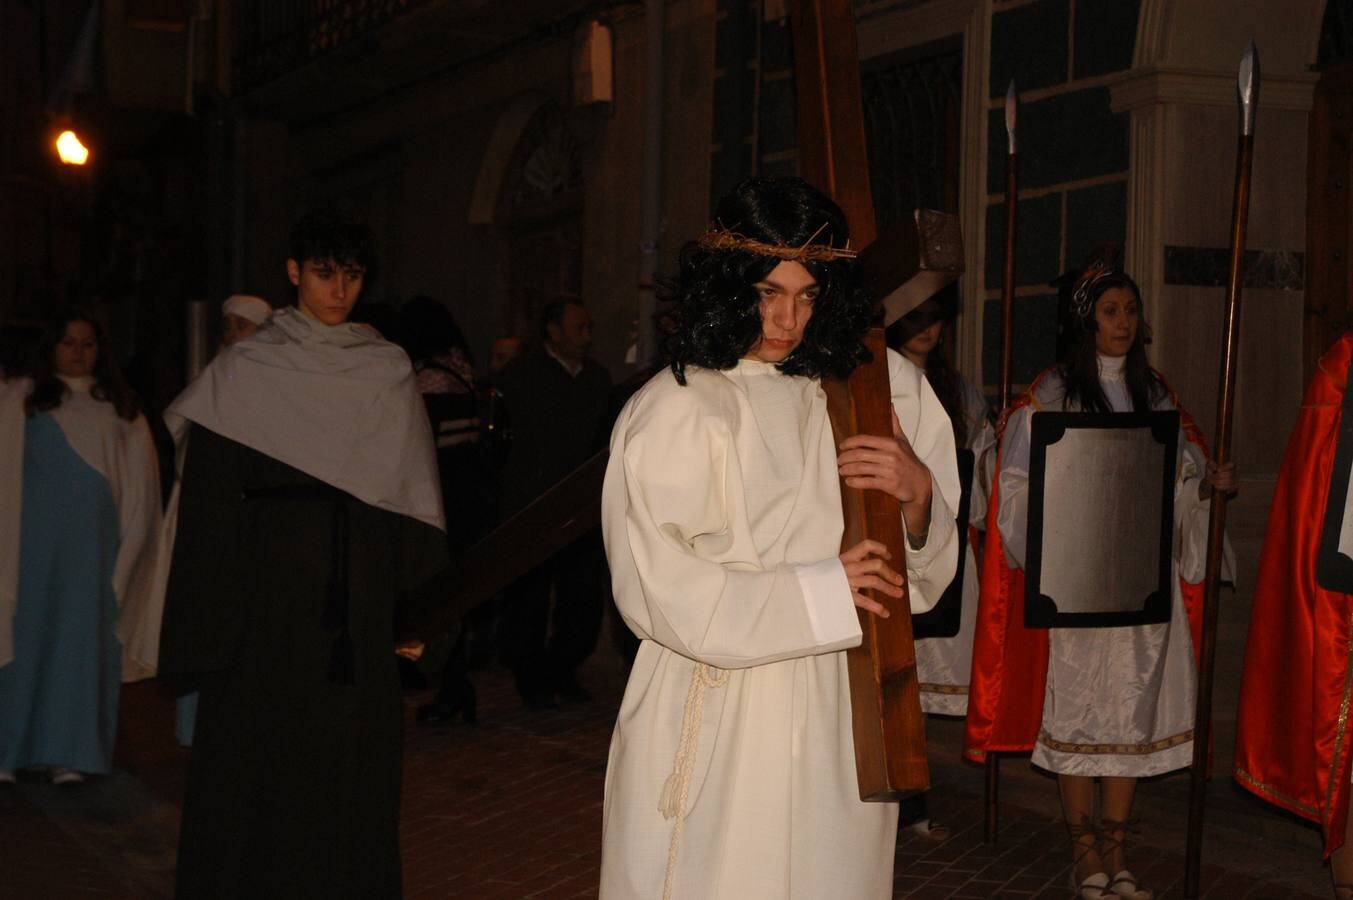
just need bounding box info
[497,300,612,707]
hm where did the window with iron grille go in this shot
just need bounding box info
[860,35,963,231]
[234,0,422,90]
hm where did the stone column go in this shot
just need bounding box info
[1110,67,1316,488]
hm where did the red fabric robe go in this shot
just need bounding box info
[1234,332,1353,856]
[963,368,1208,763]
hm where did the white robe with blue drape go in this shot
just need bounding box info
[0,376,161,773]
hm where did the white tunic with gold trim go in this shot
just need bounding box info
[995,355,1217,777]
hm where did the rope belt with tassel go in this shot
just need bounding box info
[659,662,730,900]
[241,482,356,686]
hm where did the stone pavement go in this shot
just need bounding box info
[0,642,1334,899]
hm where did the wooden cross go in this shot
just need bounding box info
[790,0,929,799]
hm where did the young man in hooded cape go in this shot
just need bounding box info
[157,210,447,899]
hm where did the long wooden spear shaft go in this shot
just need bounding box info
[999,79,1018,410]
[1184,43,1258,899]
[985,77,1018,846]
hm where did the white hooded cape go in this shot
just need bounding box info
[121,308,445,680]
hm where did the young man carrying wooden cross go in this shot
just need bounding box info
[598,176,960,899]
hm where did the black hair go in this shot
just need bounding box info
[1058,270,1164,413]
[539,300,584,342]
[886,291,970,446]
[26,308,140,421]
[288,207,375,272]
[665,176,871,384]
[397,295,472,364]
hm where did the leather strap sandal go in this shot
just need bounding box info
[1067,818,1112,899]
[1098,819,1152,900]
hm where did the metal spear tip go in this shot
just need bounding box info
[1005,78,1017,155]
[1239,41,1259,136]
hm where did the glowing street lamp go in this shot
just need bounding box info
[55,130,90,166]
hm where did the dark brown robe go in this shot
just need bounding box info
[160,425,447,899]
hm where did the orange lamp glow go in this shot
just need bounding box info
[55,130,90,166]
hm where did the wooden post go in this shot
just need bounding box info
[1183,43,1258,899]
[790,0,928,799]
[999,80,1019,411]
[984,751,1000,844]
[985,77,1019,847]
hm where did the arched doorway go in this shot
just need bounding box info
[494,102,584,344]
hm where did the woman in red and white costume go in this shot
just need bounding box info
[965,266,1235,900]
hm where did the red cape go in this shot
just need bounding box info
[963,368,1208,762]
[1234,332,1353,856]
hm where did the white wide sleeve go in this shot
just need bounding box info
[112,415,165,681]
[964,382,997,529]
[111,415,163,605]
[602,389,861,670]
[994,405,1034,570]
[1174,435,1235,585]
[887,351,960,615]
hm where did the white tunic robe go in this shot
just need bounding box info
[995,355,1218,777]
[915,376,995,716]
[600,351,960,899]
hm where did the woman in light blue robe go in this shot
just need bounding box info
[0,311,161,783]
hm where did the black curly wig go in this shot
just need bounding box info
[666,177,872,385]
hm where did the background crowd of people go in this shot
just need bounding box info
[0,188,1340,899]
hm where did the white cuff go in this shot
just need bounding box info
[794,558,862,649]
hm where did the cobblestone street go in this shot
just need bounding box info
[1,644,1333,899]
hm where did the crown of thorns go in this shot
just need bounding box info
[695,221,857,263]
[1071,262,1120,320]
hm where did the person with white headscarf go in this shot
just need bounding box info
[221,294,273,347]
[0,309,161,785]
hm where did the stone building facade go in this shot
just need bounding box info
[5,0,1338,587]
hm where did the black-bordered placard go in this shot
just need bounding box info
[1317,379,1353,592]
[1024,410,1178,628]
[913,448,974,639]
